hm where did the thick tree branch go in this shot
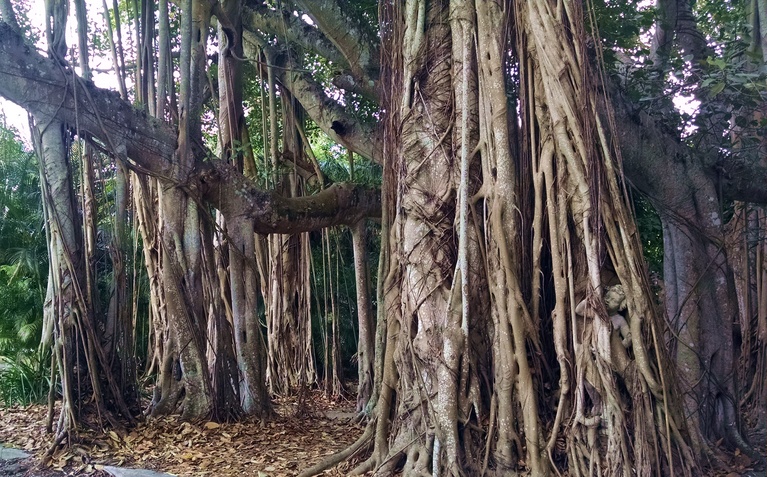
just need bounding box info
[242,2,346,69]
[0,0,20,33]
[654,0,710,64]
[243,34,381,163]
[242,2,378,101]
[608,79,767,205]
[278,62,381,163]
[0,21,381,232]
[0,22,175,171]
[292,0,379,94]
[195,164,380,233]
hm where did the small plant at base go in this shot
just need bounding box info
[0,349,51,407]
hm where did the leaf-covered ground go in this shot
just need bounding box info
[0,392,363,476]
[4,396,763,476]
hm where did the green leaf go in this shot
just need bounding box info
[708,82,726,97]
[712,58,727,70]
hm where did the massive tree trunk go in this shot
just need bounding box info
[317,1,699,476]
[6,0,765,472]
[659,177,746,456]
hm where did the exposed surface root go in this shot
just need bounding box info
[298,424,373,477]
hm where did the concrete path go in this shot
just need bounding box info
[102,466,175,477]
[0,446,29,461]
[0,445,31,477]
[1,444,174,477]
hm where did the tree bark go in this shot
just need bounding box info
[351,220,374,413]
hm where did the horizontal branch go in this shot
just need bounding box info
[0,22,175,172]
[0,21,381,232]
[608,78,767,205]
[194,163,380,233]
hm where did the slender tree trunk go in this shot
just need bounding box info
[151,0,215,420]
[133,175,165,380]
[351,220,374,413]
[105,162,138,407]
[201,214,242,420]
[37,120,81,435]
[264,88,316,396]
[227,216,270,414]
[216,0,271,416]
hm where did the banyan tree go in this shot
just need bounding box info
[0,0,765,475]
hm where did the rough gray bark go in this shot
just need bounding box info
[0,22,381,233]
[292,0,379,99]
[216,0,270,415]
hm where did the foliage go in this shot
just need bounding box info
[632,194,663,275]
[309,226,355,375]
[307,140,381,375]
[310,132,381,187]
[589,0,653,52]
[0,349,50,406]
[698,51,767,150]
[309,220,380,377]
[0,120,50,406]
[0,123,46,361]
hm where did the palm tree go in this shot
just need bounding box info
[0,123,46,357]
[0,122,49,406]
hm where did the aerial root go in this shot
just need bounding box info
[726,421,766,466]
[400,439,433,477]
[41,430,69,466]
[297,423,374,477]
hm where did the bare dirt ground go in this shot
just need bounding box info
[0,391,364,476]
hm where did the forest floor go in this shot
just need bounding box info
[2,395,766,476]
[0,390,363,476]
